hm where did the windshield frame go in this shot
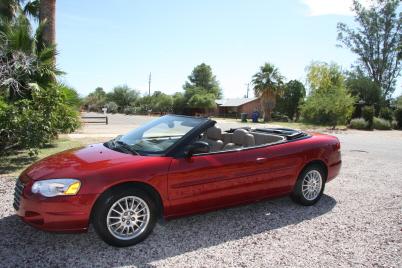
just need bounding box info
[105,115,212,156]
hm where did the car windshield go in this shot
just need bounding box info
[107,115,207,155]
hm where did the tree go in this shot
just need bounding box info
[39,0,55,47]
[187,92,216,110]
[301,62,355,128]
[0,0,20,21]
[395,94,402,109]
[0,14,59,101]
[172,92,186,114]
[251,62,284,121]
[182,63,221,113]
[106,85,139,112]
[0,0,79,155]
[59,84,81,109]
[83,87,106,111]
[275,80,306,121]
[0,0,39,22]
[337,0,402,99]
[150,91,173,113]
[345,69,382,116]
[183,63,222,99]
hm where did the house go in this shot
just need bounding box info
[215,97,261,118]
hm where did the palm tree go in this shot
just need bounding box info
[0,0,40,22]
[251,63,284,121]
[0,14,60,100]
[39,0,55,47]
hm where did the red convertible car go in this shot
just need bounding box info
[14,115,341,247]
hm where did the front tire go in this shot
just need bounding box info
[291,164,325,206]
[92,187,157,247]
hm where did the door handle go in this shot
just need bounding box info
[256,157,267,164]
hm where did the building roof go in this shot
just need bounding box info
[216,97,259,107]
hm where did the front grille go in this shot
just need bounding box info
[13,179,25,211]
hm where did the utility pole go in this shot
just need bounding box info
[148,72,151,96]
[245,83,250,98]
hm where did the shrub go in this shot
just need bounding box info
[106,85,140,112]
[123,107,136,115]
[59,84,82,109]
[271,112,290,122]
[349,118,368,130]
[373,117,391,130]
[395,108,402,129]
[379,108,393,121]
[392,120,398,129]
[301,86,355,128]
[105,102,118,113]
[275,80,306,120]
[83,87,106,112]
[362,106,374,129]
[0,84,80,155]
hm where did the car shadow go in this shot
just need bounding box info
[0,195,336,267]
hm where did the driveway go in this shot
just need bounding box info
[0,116,401,267]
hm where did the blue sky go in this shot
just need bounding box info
[56,0,401,98]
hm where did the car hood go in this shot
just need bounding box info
[21,143,143,182]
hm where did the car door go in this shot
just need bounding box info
[238,142,305,198]
[166,146,274,217]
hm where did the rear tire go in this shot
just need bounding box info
[291,164,325,206]
[92,187,157,247]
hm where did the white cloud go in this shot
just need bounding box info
[302,0,371,16]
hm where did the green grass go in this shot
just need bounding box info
[0,138,83,177]
[269,121,334,130]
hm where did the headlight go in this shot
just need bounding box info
[31,179,81,197]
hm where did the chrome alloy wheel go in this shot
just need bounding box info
[301,170,323,201]
[106,196,150,240]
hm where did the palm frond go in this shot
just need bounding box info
[0,0,21,21]
[23,0,40,19]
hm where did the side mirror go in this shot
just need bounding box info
[185,141,210,157]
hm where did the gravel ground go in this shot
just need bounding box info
[0,130,401,267]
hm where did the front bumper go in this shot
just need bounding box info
[14,180,98,233]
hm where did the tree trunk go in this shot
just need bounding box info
[263,108,270,121]
[261,93,275,122]
[39,0,56,48]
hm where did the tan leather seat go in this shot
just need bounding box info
[251,132,285,145]
[221,133,233,144]
[244,133,255,147]
[222,129,255,150]
[202,126,224,151]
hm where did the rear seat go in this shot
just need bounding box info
[204,127,285,152]
[251,132,285,145]
[222,129,255,150]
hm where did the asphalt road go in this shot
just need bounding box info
[0,118,401,267]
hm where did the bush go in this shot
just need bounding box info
[123,107,136,115]
[105,102,118,113]
[379,107,393,121]
[59,84,82,109]
[0,84,80,155]
[275,80,305,120]
[373,117,391,130]
[395,108,402,129]
[271,112,290,122]
[392,120,398,129]
[106,85,140,112]
[349,118,368,130]
[301,86,355,128]
[362,106,374,129]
